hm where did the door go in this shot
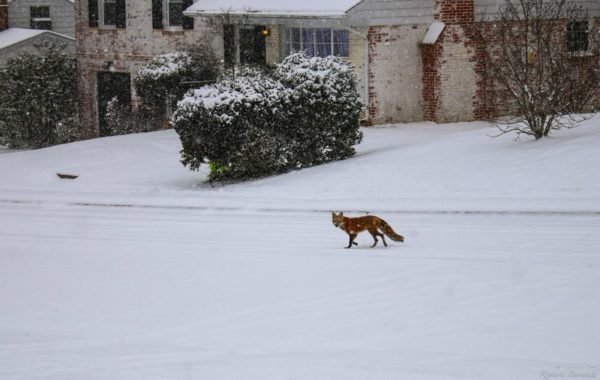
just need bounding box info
[239,25,267,65]
[97,72,131,136]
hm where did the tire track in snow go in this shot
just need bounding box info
[1,197,599,215]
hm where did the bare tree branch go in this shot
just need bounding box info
[471,0,600,139]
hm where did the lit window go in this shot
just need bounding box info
[283,28,349,58]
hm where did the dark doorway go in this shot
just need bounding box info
[97,72,131,136]
[239,25,267,65]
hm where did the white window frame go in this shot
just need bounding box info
[566,19,591,54]
[283,27,350,58]
[30,6,52,30]
[163,0,184,30]
[98,0,117,29]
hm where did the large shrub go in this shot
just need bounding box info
[172,53,363,181]
[274,53,364,165]
[174,72,294,180]
[0,41,80,148]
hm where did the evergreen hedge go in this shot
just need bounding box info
[172,53,363,181]
[0,41,80,148]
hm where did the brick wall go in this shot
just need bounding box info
[434,0,474,24]
[420,0,482,123]
[436,24,478,122]
[420,42,441,122]
[75,0,218,136]
[0,0,8,32]
[368,24,428,124]
[347,27,368,109]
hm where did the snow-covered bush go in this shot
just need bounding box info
[172,53,363,181]
[134,48,219,114]
[274,53,364,165]
[173,73,294,180]
[0,41,81,148]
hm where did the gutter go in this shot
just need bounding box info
[183,10,347,19]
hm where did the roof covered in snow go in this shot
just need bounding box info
[0,28,74,50]
[184,0,363,17]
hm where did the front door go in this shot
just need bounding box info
[97,72,131,136]
[239,25,267,65]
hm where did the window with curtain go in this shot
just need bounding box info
[283,28,349,58]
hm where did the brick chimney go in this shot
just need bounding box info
[0,0,8,32]
[434,0,474,24]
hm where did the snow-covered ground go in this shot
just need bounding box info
[0,120,599,379]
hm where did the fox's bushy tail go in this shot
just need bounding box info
[379,220,404,242]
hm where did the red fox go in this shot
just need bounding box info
[332,212,405,249]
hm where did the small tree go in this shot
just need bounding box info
[0,41,80,148]
[474,0,600,139]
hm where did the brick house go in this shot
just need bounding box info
[76,0,600,136]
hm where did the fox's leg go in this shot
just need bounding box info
[346,234,358,249]
[379,233,388,247]
[369,230,379,247]
[369,229,380,248]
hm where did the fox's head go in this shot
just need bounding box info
[332,212,345,228]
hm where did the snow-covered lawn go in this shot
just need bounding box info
[0,120,599,379]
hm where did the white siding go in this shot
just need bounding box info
[0,32,74,65]
[347,0,434,26]
[8,0,74,37]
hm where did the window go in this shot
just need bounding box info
[89,0,125,28]
[166,0,183,27]
[283,28,349,58]
[567,21,589,53]
[151,0,193,30]
[102,0,117,27]
[30,6,52,30]
[223,25,267,66]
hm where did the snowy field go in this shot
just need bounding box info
[0,120,599,379]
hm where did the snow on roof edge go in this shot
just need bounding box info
[184,0,362,18]
[183,9,348,18]
[0,28,74,51]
